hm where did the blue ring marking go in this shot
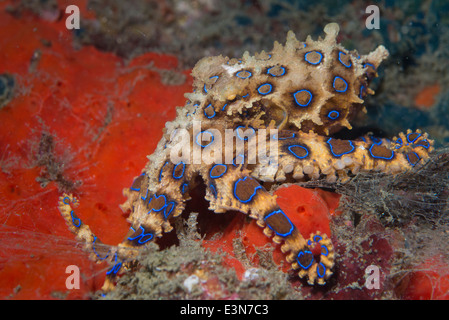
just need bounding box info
[363,62,376,70]
[173,162,186,179]
[147,194,176,220]
[236,125,256,141]
[164,202,176,220]
[296,250,313,270]
[106,252,122,275]
[267,66,286,77]
[92,236,110,260]
[394,137,403,149]
[232,154,245,167]
[242,93,249,98]
[317,263,326,278]
[235,70,252,79]
[209,184,217,197]
[338,51,352,68]
[190,102,199,116]
[130,173,144,191]
[204,103,216,119]
[181,183,189,194]
[272,132,296,140]
[407,132,422,143]
[321,245,329,257]
[304,51,323,65]
[195,130,214,148]
[147,194,167,213]
[369,136,382,145]
[233,177,262,203]
[127,226,154,244]
[263,209,294,237]
[204,75,219,93]
[70,210,81,228]
[141,189,149,202]
[63,197,70,205]
[209,164,228,179]
[327,138,355,157]
[287,144,309,159]
[313,235,323,243]
[257,83,273,95]
[415,139,430,149]
[159,161,168,182]
[222,103,228,111]
[327,110,340,120]
[359,85,366,99]
[293,89,312,107]
[333,76,348,93]
[406,152,420,166]
[368,144,395,160]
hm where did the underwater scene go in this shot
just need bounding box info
[0,0,448,301]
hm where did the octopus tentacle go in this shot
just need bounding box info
[203,164,335,285]
[58,194,129,291]
[252,129,434,184]
[58,194,117,263]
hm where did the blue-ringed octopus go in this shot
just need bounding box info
[58,23,433,291]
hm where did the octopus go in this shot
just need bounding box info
[58,23,433,291]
